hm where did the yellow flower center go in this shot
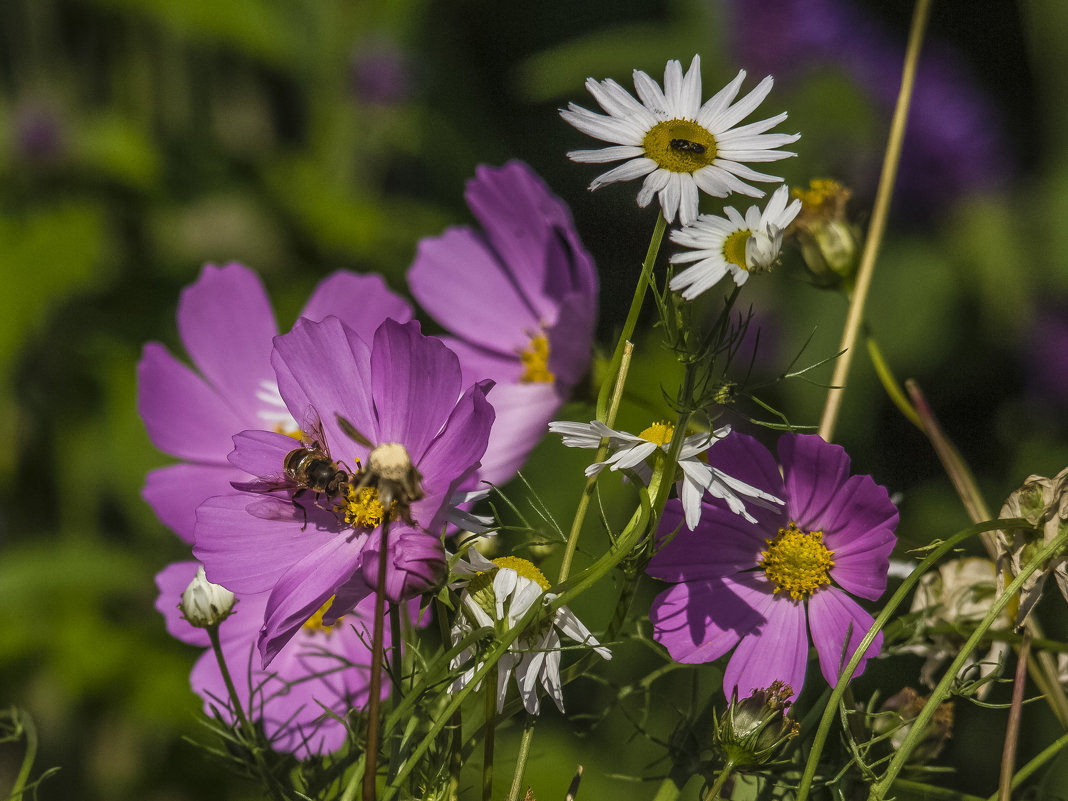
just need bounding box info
[761,522,835,601]
[345,485,387,528]
[638,420,674,446]
[791,179,846,220]
[491,556,551,590]
[303,596,339,635]
[642,119,717,173]
[723,229,752,271]
[518,334,554,384]
[465,556,551,624]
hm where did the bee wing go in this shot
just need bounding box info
[336,413,373,448]
[231,475,296,494]
[299,407,331,453]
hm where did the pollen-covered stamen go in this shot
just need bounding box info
[518,333,554,384]
[639,420,675,446]
[345,485,388,529]
[723,229,753,271]
[303,595,340,635]
[761,522,835,600]
[642,119,717,173]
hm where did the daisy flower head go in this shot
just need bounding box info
[668,185,802,300]
[449,551,610,715]
[548,419,782,529]
[157,561,386,758]
[647,432,898,701]
[560,55,800,225]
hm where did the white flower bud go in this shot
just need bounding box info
[179,565,236,628]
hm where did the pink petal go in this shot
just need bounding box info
[649,575,767,664]
[808,587,883,688]
[300,272,412,341]
[143,463,244,543]
[723,581,809,701]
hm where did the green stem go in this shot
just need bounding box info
[794,518,1023,801]
[701,761,735,801]
[387,603,404,782]
[7,709,37,801]
[483,667,498,801]
[364,518,393,801]
[987,729,1068,801]
[865,334,921,429]
[559,211,666,583]
[869,525,1068,799]
[818,0,931,442]
[505,715,537,801]
[891,779,984,801]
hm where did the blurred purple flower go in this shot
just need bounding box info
[350,41,413,107]
[408,161,597,485]
[13,103,63,163]
[723,0,1011,205]
[156,561,382,757]
[193,317,495,665]
[647,433,897,700]
[138,263,411,542]
[1025,302,1068,407]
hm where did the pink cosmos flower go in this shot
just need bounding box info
[156,561,383,757]
[407,161,597,485]
[138,262,411,542]
[193,317,495,665]
[648,433,897,700]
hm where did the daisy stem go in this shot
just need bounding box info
[364,518,392,801]
[558,211,666,584]
[868,524,1068,800]
[998,631,1030,801]
[505,715,537,801]
[794,517,1021,801]
[482,666,497,801]
[207,625,288,801]
[817,0,931,443]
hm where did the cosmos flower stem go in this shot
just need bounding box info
[505,715,538,801]
[701,760,735,801]
[987,730,1068,801]
[998,631,1030,801]
[865,334,922,430]
[364,518,393,801]
[795,517,1018,801]
[4,707,37,801]
[482,666,497,801]
[207,625,287,801]
[817,0,932,444]
[867,524,1068,801]
[558,339,634,582]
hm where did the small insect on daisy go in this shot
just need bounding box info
[561,54,800,225]
[232,408,354,525]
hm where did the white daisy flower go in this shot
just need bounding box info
[548,419,783,529]
[449,552,610,715]
[560,55,800,226]
[668,185,803,300]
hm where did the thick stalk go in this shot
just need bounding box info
[364,518,392,801]
[818,0,931,441]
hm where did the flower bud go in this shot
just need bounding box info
[995,466,1068,627]
[788,179,862,288]
[714,682,798,767]
[179,565,235,628]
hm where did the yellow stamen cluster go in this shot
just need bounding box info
[303,596,339,635]
[642,119,717,173]
[345,485,387,529]
[465,556,551,621]
[519,334,554,384]
[761,522,835,600]
[791,179,849,221]
[723,229,753,271]
[638,420,675,446]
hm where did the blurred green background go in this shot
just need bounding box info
[2,0,1068,798]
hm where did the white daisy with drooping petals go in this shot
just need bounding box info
[669,185,803,300]
[548,419,783,529]
[560,55,800,225]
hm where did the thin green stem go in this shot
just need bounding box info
[482,667,498,801]
[987,729,1068,801]
[701,761,735,801]
[869,525,1068,799]
[558,211,666,583]
[795,518,1022,801]
[999,632,1031,801]
[865,334,921,429]
[364,518,393,801]
[7,709,37,801]
[818,0,931,442]
[891,779,984,801]
[505,715,537,801]
[387,603,404,781]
